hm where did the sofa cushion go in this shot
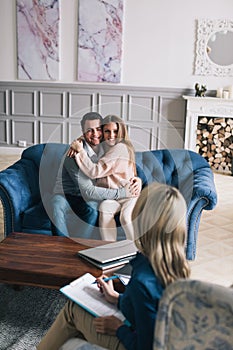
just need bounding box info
[22,201,51,231]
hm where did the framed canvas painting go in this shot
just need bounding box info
[78,0,124,83]
[16,0,60,80]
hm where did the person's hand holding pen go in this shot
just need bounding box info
[92,275,119,284]
[93,275,123,336]
[95,275,120,305]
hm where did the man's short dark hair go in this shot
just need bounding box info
[81,112,103,132]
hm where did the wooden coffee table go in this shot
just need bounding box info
[0,232,112,289]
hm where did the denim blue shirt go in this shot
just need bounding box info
[117,252,164,350]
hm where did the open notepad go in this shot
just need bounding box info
[60,273,125,321]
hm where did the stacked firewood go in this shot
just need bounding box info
[196,117,233,175]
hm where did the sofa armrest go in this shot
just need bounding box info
[0,158,40,236]
[192,167,217,210]
[169,149,217,211]
[186,196,210,260]
[181,161,217,260]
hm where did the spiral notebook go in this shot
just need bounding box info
[60,273,125,320]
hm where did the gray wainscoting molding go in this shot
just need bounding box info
[0,81,192,151]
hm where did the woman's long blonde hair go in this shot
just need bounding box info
[102,115,136,175]
[132,183,190,287]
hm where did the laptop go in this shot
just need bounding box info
[78,239,137,270]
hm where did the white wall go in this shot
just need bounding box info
[0,0,233,89]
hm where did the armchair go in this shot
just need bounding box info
[153,279,233,349]
[59,279,233,349]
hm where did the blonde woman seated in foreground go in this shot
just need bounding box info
[37,182,190,350]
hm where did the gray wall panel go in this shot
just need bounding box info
[0,82,190,150]
[12,120,36,146]
[39,92,66,118]
[0,120,8,144]
[68,92,94,118]
[158,126,184,149]
[159,96,185,123]
[97,93,125,118]
[0,90,8,115]
[11,90,36,116]
[128,95,156,122]
[128,125,154,151]
[68,121,83,143]
[39,121,65,143]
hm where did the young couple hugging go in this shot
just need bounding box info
[51,112,141,240]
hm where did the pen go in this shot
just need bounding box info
[92,275,119,284]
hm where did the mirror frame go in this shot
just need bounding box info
[194,19,233,77]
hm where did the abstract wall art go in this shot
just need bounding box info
[16,0,60,80]
[78,0,124,83]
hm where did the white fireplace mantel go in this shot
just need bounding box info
[183,96,233,152]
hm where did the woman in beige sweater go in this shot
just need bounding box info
[71,115,141,241]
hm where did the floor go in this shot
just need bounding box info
[189,171,233,287]
[0,152,232,287]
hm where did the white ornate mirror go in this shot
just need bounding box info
[194,19,233,76]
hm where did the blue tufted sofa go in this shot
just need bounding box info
[0,143,217,260]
